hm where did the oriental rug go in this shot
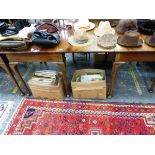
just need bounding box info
[5,98,155,135]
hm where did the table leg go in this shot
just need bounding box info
[10,65,32,95]
[72,53,77,64]
[108,62,124,98]
[148,80,155,93]
[136,62,140,67]
[0,55,25,95]
[57,62,68,95]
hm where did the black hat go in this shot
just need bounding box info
[138,20,155,35]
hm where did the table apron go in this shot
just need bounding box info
[0,53,64,62]
[116,52,155,62]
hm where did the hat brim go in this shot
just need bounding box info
[68,36,94,47]
[145,36,155,47]
[74,22,95,31]
[97,42,116,49]
[117,36,143,47]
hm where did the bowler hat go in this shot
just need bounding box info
[138,20,155,35]
[117,30,143,47]
[116,19,138,34]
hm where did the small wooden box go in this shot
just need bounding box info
[71,69,106,99]
[28,72,65,99]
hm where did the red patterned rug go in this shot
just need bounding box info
[5,98,155,135]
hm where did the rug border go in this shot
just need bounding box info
[3,97,26,135]
[26,97,155,107]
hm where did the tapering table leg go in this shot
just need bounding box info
[57,62,68,95]
[0,54,25,95]
[148,80,155,93]
[10,64,31,95]
[108,62,125,98]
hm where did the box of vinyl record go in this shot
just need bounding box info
[71,69,106,99]
[28,70,65,99]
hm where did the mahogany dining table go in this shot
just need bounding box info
[0,20,155,97]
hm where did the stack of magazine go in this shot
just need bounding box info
[30,70,58,85]
[76,72,105,82]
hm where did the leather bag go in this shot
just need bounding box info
[32,30,60,48]
[13,19,30,31]
[0,22,8,32]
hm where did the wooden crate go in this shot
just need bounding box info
[71,69,106,99]
[28,72,65,99]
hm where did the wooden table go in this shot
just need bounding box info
[64,29,155,97]
[108,36,155,97]
[0,30,69,95]
[0,20,155,97]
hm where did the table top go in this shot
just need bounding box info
[0,20,155,54]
